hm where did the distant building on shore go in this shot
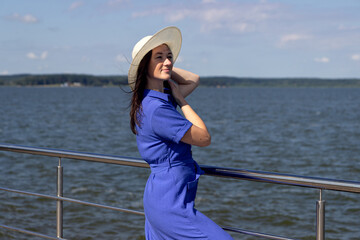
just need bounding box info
[60,82,82,87]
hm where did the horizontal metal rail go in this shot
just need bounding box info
[1,143,360,240]
[1,143,360,193]
[0,224,67,240]
[0,186,296,240]
[0,143,147,168]
[0,186,145,216]
[0,185,296,240]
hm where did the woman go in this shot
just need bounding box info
[129,26,233,240]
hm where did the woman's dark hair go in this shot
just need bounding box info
[130,50,152,134]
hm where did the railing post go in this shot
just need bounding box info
[316,189,325,240]
[57,157,63,238]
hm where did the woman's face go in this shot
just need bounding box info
[147,44,173,82]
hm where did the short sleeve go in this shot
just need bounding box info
[151,104,193,143]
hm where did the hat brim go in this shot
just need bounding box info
[128,26,182,90]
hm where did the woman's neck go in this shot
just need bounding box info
[146,78,164,92]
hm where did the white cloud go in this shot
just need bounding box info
[23,14,37,23]
[7,13,38,23]
[98,0,129,13]
[0,70,9,75]
[27,52,38,59]
[202,0,216,3]
[314,57,330,63]
[338,24,360,31]
[233,23,248,32]
[26,51,48,60]
[351,54,360,61]
[279,34,311,45]
[40,51,48,59]
[166,9,191,22]
[132,2,280,33]
[107,0,127,6]
[69,1,84,11]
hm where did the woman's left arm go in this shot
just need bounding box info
[171,67,200,98]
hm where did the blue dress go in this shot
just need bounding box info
[136,89,233,240]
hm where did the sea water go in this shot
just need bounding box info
[1,87,359,240]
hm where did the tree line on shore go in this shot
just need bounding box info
[0,74,128,87]
[1,74,360,87]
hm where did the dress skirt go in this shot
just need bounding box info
[143,159,233,240]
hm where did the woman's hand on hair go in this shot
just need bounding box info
[171,67,200,98]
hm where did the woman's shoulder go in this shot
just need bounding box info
[143,96,174,112]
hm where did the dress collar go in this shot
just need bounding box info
[144,89,171,102]
[143,89,176,106]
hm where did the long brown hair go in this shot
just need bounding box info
[130,50,152,134]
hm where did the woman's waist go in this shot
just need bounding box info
[148,158,195,173]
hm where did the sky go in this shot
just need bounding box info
[1,0,360,78]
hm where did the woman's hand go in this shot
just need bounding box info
[171,67,200,98]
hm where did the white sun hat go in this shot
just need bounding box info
[128,26,182,90]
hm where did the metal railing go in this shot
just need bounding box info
[1,143,360,240]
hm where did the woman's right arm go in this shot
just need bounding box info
[168,80,211,147]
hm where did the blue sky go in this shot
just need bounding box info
[1,0,360,78]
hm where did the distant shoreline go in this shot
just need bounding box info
[1,74,360,88]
